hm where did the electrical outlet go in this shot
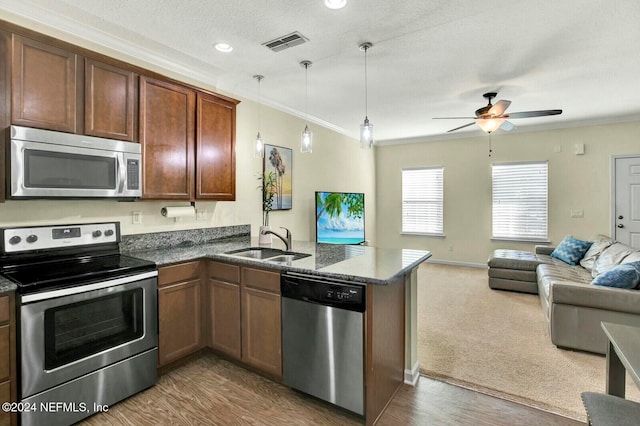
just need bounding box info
[570,209,584,219]
[196,209,207,220]
[448,245,454,252]
[132,211,142,224]
[554,145,562,153]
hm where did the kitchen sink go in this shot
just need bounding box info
[265,253,310,264]
[223,247,310,263]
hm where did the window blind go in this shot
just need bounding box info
[492,162,548,240]
[402,167,444,235]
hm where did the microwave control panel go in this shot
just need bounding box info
[127,159,140,190]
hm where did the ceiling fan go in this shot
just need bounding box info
[433,92,562,133]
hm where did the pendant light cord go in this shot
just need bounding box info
[305,64,309,124]
[364,46,368,117]
[258,78,262,131]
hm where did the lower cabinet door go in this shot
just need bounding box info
[158,279,202,367]
[208,279,241,360]
[241,287,282,377]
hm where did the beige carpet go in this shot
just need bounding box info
[418,263,640,421]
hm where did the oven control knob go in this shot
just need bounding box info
[26,235,38,244]
[104,229,114,237]
[92,230,103,238]
[8,236,21,245]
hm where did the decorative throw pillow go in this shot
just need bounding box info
[550,235,592,266]
[592,242,635,277]
[580,236,614,272]
[591,262,640,289]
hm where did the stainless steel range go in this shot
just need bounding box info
[0,222,158,426]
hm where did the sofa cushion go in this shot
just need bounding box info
[551,235,592,266]
[580,236,614,272]
[622,251,640,264]
[592,262,640,289]
[488,249,555,271]
[592,242,635,277]
[537,263,593,304]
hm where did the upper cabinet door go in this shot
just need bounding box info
[85,58,137,141]
[196,92,237,201]
[12,35,80,133]
[139,76,195,200]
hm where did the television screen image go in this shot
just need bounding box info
[315,191,365,244]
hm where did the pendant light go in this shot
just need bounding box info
[253,74,265,158]
[300,60,313,153]
[359,42,373,149]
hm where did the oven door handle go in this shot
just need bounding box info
[20,270,158,303]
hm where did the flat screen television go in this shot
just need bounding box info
[315,191,365,244]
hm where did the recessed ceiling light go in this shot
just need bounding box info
[214,42,233,53]
[324,0,346,9]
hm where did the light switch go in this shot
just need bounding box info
[570,209,584,218]
[554,145,562,153]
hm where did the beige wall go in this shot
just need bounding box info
[0,16,376,242]
[375,121,640,264]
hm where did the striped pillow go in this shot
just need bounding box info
[550,235,592,266]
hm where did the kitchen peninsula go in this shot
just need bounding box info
[122,226,430,425]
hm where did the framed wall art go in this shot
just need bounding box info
[263,144,292,210]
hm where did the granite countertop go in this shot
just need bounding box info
[0,275,17,294]
[127,236,431,286]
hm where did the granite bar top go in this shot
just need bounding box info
[0,275,17,294]
[127,236,431,285]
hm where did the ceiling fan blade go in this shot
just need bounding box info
[433,117,476,120]
[506,109,562,119]
[500,120,516,132]
[446,122,475,132]
[488,100,511,117]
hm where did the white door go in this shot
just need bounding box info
[614,156,640,248]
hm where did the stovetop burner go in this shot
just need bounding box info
[0,222,156,295]
[2,253,156,293]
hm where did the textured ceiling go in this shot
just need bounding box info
[2,0,640,142]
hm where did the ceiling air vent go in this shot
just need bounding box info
[262,32,309,52]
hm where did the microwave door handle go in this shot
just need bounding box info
[117,154,126,194]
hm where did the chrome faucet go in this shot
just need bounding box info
[261,226,292,251]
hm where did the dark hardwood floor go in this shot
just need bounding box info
[80,353,584,425]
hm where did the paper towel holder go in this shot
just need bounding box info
[161,204,196,222]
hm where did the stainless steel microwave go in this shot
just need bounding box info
[7,126,142,199]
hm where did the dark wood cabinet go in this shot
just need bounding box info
[240,267,282,377]
[139,76,195,200]
[11,35,138,142]
[207,261,241,359]
[196,92,237,201]
[11,34,80,133]
[84,58,137,141]
[0,294,16,426]
[158,261,203,367]
[0,29,10,203]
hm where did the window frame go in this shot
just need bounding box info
[401,166,445,237]
[491,160,549,243]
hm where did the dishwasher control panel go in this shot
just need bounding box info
[281,273,366,312]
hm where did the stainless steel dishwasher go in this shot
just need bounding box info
[281,272,366,415]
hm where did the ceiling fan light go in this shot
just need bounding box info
[324,0,346,9]
[477,118,505,133]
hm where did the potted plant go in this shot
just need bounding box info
[258,171,277,244]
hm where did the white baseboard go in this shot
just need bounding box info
[404,362,420,386]
[426,258,487,269]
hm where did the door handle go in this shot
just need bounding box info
[618,215,624,220]
[618,224,624,228]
